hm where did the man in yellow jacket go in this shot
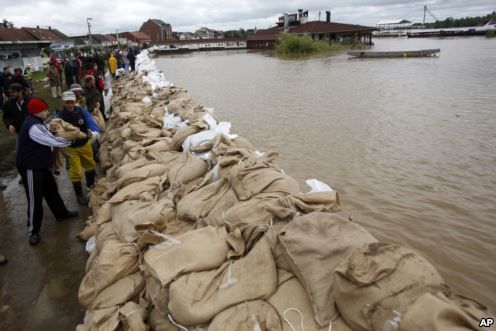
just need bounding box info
[108,53,117,78]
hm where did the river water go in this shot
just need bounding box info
[155,37,496,310]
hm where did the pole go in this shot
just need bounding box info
[423,6,426,25]
[87,18,93,48]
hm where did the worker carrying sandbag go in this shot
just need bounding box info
[56,90,100,205]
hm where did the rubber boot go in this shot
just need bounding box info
[73,181,88,205]
[85,170,96,189]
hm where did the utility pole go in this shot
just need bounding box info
[87,17,93,47]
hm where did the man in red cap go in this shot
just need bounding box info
[16,97,79,245]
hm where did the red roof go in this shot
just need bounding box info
[248,21,375,41]
[22,27,64,41]
[128,31,151,40]
[0,28,38,42]
[103,34,117,41]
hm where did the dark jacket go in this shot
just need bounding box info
[82,85,102,112]
[0,72,12,94]
[10,75,30,91]
[16,115,58,169]
[56,106,99,147]
[2,95,30,133]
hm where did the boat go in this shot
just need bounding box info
[347,49,440,58]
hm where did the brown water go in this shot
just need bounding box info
[155,37,496,310]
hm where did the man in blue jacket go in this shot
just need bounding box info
[56,91,100,205]
[17,97,79,245]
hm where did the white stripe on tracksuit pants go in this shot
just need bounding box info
[19,168,70,235]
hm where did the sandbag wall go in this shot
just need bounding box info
[76,50,491,331]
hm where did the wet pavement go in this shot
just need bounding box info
[0,169,91,331]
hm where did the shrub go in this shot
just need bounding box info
[276,33,331,55]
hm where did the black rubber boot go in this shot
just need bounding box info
[73,182,88,205]
[85,170,96,189]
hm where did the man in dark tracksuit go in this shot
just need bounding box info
[2,83,30,139]
[16,97,79,245]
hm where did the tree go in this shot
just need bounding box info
[1,19,14,28]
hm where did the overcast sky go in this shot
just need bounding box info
[2,0,494,35]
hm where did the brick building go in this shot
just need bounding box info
[139,19,172,44]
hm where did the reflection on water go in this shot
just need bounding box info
[156,37,496,310]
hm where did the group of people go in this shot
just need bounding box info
[1,69,107,246]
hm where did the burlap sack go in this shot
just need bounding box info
[169,125,200,151]
[144,275,170,314]
[230,160,300,201]
[168,237,277,325]
[176,177,231,222]
[90,272,145,310]
[168,153,208,188]
[291,191,341,213]
[208,300,282,331]
[52,148,65,171]
[119,301,149,331]
[334,243,447,331]
[130,123,163,140]
[148,308,177,331]
[268,278,352,331]
[111,199,175,243]
[108,175,166,204]
[400,292,491,331]
[143,226,230,286]
[79,236,139,308]
[50,118,86,141]
[201,188,239,227]
[115,163,169,190]
[223,193,296,226]
[278,212,378,327]
[77,307,120,331]
[92,110,106,132]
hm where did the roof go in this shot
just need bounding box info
[377,19,412,25]
[151,19,169,27]
[22,27,64,41]
[128,31,152,40]
[103,34,117,41]
[248,21,375,41]
[0,28,50,43]
[91,34,110,43]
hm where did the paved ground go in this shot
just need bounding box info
[0,170,91,331]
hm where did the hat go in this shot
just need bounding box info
[62,91,77,101]
[28,98,49,114]
[8,83,23,92]
[70,83,83,92]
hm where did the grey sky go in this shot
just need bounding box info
[1,0,494,35]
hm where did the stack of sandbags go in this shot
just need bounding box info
[76,50,491,331]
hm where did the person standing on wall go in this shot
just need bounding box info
[121,47,130,74]
[47,62,62,98]
[16,97,79,245]
[56,91,100,205]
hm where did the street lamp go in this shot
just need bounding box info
[87,18,93,46]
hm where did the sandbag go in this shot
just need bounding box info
[176,177,231,222]
[90,272,145,310]
[167,153,208,188]
[278,212,378,327]
[108,176,166,204]
[119,301,149,331]
[268,278,352,331]
[400,292,491,331]
[116,163,169,190]
[230,160,300,201]
[79,236,139,308]
[50,118,86,141]
[169,125,200,151]
[143,226,230,286]
[208,300,282,331]
[334,242,447,331]
[168,237,277,325]
[111,199,175,243]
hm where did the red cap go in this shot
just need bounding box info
[28,98,49,114]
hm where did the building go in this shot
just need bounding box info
[247,10,375,49]
[121,31,152,47]
[0,28,51,70]
[195,27,223,39]
[22,26,74,51]
[139,19,172,44]
[375,19,416,37]
[102,34,118,47]
[155,38,246,51]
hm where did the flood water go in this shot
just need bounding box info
[155,37,496,310]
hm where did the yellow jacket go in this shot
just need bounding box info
[108,55,117,74]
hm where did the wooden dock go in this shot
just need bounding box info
[347,49,440,58]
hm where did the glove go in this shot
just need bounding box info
[89,130,100,143]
